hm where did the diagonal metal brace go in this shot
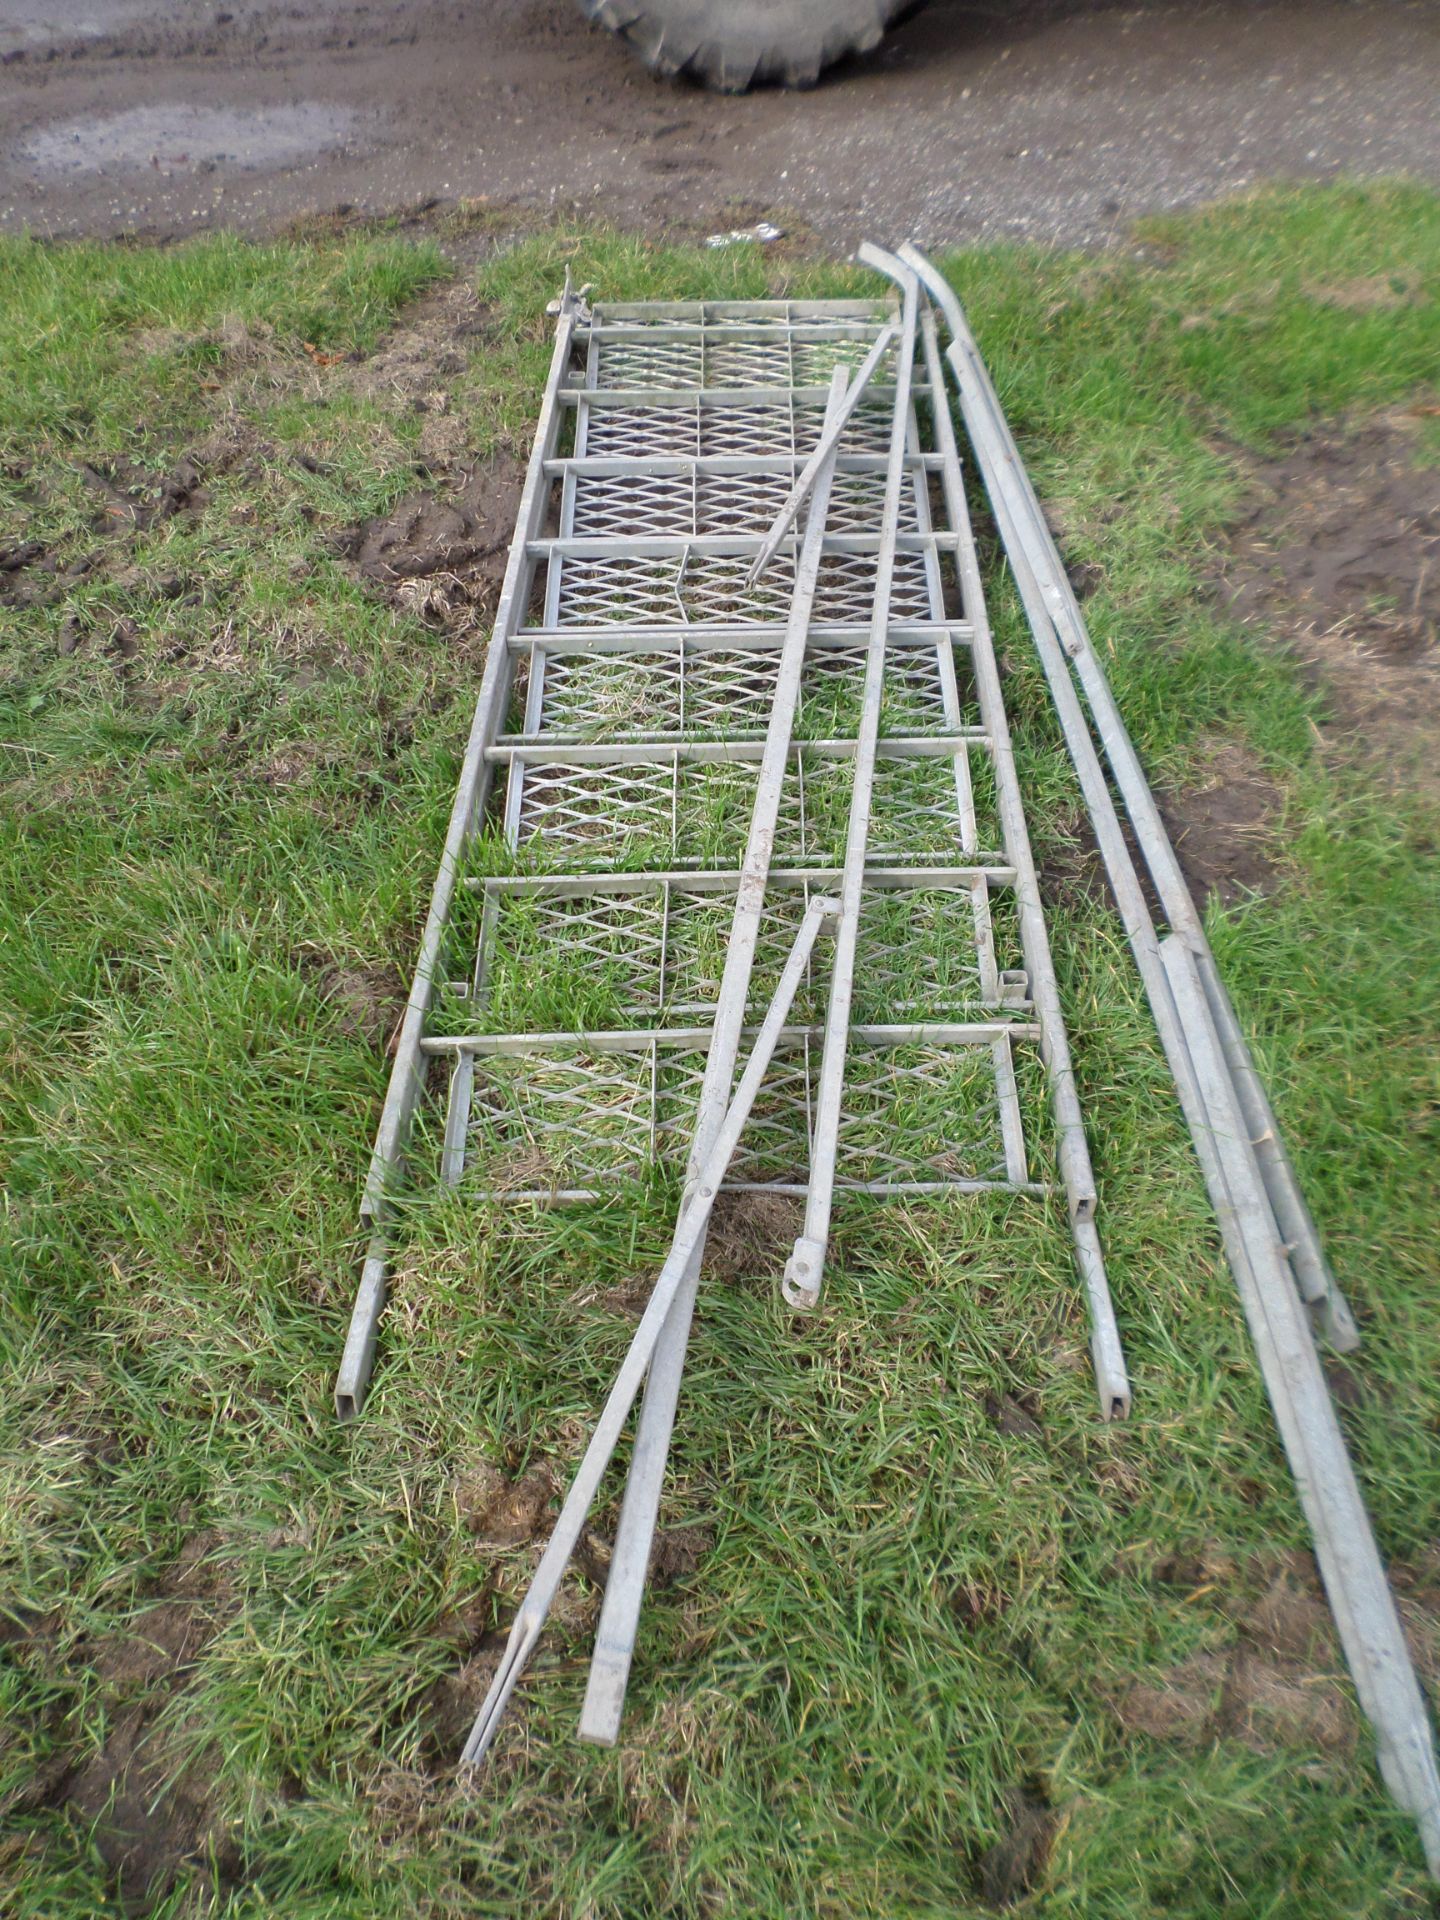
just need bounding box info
[746,320,899,585]
[458,892,840,1775]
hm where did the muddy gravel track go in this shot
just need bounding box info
[1,0,1437,247]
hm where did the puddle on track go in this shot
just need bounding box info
[17,101,358,178]
[1,1,171,56]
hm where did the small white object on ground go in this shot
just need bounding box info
[705,222,782,248]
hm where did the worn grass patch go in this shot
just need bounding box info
[1,183,1438,1916]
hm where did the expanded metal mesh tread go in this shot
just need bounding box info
[447,1031,1031,1199]
[500,748,999,873]
[551,548,936,628]
[391,295,1049,1204]
[580,396,903,461]
[567,469,922,539]
[444,875,1022,1035]
[508,637,971,741]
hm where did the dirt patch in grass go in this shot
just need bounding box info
[947,1576,1010,1632]
[5,278,516,699]
[1048,400,1439,913]
[1043,734,1282,913]
[700,1191,804,1282]
[428,1458,614,1758]
[984,1389,1045,1442]
[420,1649,506,1764]
[1304,270,1428,313]
[594,1278,653,1318]
[328,275,524,630]
[1217,402,1440,802]
[0,1602,60,1653]
[976,1784,1061,1908]
[1157,735,1285,908]
[648,1524,713,1586]
[2,411,294,689]
[1122,1550,1356,1759]
[1123,1644,1354,1756]
[1391,1543,1440,1689]
[309,955,407,1050]
[1127,1538,1440,1739]
[346,458,522,592]
[418,1585,511,1767]
[341,279,489,423]
[454,1461,555,1547]
[453,1458,708,1579]
[77,453,209,531]
[1035,807,1114,915]
[0,451,213,615]
[340,449,524,652]
[416,1583,511,1766]
[419,1523,705,1775]
[45,1532,239,1912]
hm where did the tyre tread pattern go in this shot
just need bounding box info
[581,0,918,91]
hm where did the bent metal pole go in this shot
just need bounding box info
[458,894,840,1773]
[899,242,1358,1357]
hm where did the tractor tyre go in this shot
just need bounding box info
[581,0,927,91]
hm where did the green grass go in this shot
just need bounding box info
[1,182,1438,1917]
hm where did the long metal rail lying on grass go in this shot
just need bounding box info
[904,246,1440,1876]
[578,363,853,1747]
[1161,938,1440,1876]
[333,282,585,1421]
[337,276,1130,1763]
[779,252,920,1314]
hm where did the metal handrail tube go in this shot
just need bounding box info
[899,242,1357,1354]
[1162,939,1440,1877]
[576,368,855,1749]
[780,248,919,1311]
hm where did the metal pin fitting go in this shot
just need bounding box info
[781,1235,827,1310]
